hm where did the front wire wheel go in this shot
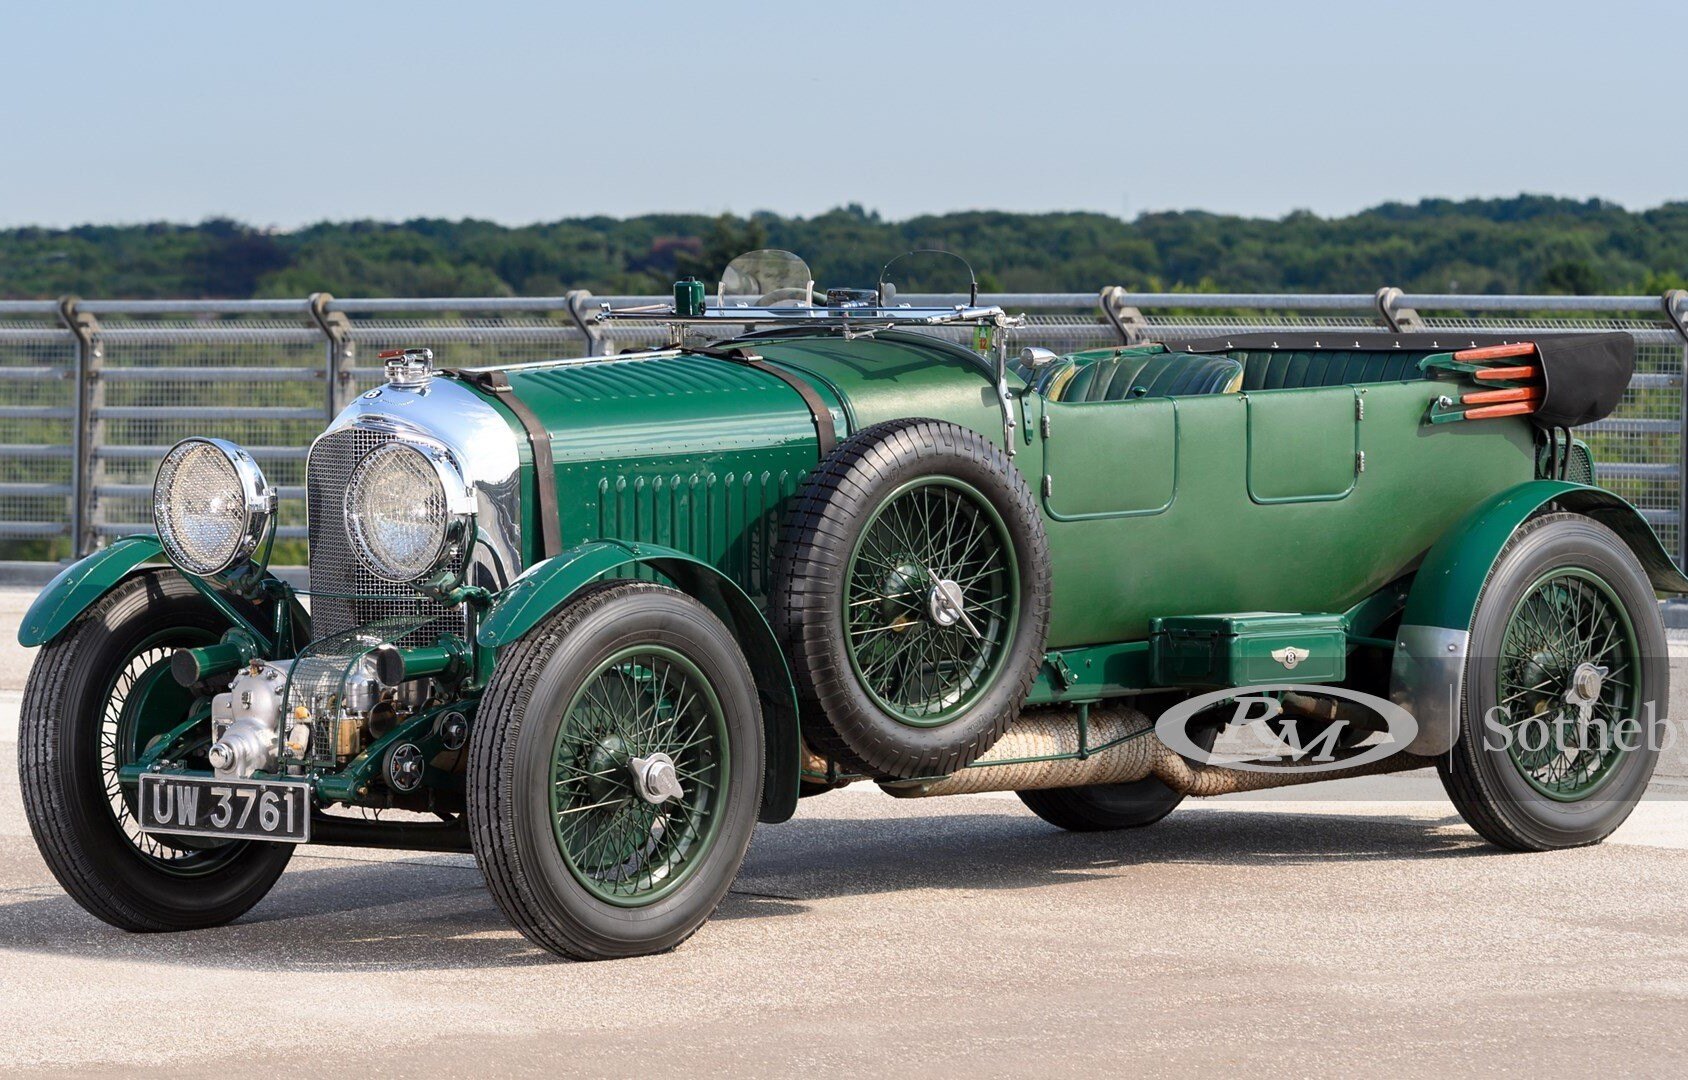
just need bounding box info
[19,571,292,931]
[469,582,764,960]
[550,646,729,905]
[98,634,245,873]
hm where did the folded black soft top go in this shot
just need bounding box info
[1166,330,1634,428]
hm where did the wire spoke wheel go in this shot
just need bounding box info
[843,476,1020,727]
[548,646,729,906]
[100,630,246,875]
[1439,514,1667,852]
[1496,568,1642,801]
[19,570,293,931]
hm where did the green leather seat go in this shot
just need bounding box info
[1054,349,1243,402]
[1230,350,1427,391]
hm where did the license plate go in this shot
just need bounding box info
[137,775,311,844]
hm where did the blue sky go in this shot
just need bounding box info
[1,0,1679,228]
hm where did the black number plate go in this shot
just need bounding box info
[137,775,311,843]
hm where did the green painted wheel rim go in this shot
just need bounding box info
[842,476,1021,728]
[102,628,247,875]
[548,645,729,907]
[1495,568,1642,802]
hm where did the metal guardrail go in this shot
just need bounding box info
[2,287,1684,564]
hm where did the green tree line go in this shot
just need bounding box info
[4,195,1686,300]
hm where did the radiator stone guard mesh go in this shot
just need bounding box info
[307,426,467,648]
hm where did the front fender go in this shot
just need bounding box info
[19,536,166,647]
[480,540,802,824]
[1392,481,1688,755]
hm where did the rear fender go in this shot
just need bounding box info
[1391,481,1687,755]
[479,540,801,824]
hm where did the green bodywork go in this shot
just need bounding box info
[37,325,1684,825]
[19,536,166,647]
[478,538,800,821]
[1403,480,1688,633]
[21,534,305,655]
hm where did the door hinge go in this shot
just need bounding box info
[1355,451,1367,474]
[1042,475,1054,497]
[1040,413,1052,438]
[1355,396,1365,421]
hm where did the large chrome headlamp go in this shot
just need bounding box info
[153,438,276,576]
[344,441,475,583]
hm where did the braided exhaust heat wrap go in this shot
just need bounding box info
[879,703,1429,799]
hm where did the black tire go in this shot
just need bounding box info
[1017,707,1221,831]
[19,570,293,931]
[467,582,764,960]
[1018,780,1186,832]
[1438,513,1668,851]
[772,418,1051,779]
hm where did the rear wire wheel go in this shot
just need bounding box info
[1018,704,1223,831]
[1438,513,1667,850]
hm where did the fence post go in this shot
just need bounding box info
[309,292,355,419]
[1663,290,1688,569]
[58,296,102,558]
[1099,286,1147,345]
[565,290,604,356]
[1375,287,1424,332]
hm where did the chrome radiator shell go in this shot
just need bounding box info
[307,378,526,646]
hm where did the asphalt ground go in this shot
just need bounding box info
[3,587,1688,1078]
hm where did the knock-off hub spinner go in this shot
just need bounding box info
[630,753,684,805]
[927,578,982,637]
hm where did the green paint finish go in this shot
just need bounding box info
[500,353,830,606]
[1245,387,1360,503]
[478,542,652,648]
[1403,481,1688,634]
[473,539,802,824]
[1037,378,1534,647]
[747,331,1005,438]
[1025,640,1153,705]
[19,535,165,647]
[1042,397,1177,519]
[1151,612,1348,687]
[1342,577,1413,640]
[841,475,1021,727]
[447,337,1670,804]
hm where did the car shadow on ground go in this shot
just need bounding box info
[0,804,1488,971]
[722,801,1486,911]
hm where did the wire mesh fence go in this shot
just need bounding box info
[0,290,1680,566]
[0,316,76,553]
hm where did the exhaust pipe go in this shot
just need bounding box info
[880,703,1428,799]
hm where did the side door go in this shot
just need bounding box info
[1039,395,1179,520]
[1243,386,1363,504]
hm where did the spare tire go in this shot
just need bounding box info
[771,418,1051,779]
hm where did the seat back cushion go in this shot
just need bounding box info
[1232,350,1428,391]
[1057,350,1244,402]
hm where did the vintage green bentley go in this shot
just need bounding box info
[17,251,1682,960]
